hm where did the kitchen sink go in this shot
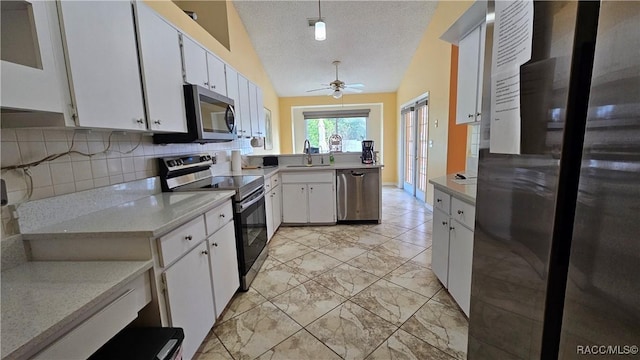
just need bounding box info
[286,164,332,168]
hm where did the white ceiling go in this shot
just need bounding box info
[232,0,438,97]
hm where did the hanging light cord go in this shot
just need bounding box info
[318,0,322,20]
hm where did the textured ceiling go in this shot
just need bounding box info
[232,0,438,97]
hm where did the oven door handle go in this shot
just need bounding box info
[238,189,265,212]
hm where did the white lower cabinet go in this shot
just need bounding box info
[266,174,282,241]
[163,241,215,360]
[431,188,475,316]
[448,220,474,315]
[432,208,451,288]
[282,184,308,224]
[281,171,336,224]
[208,220,240,318]
[308,183,335,223]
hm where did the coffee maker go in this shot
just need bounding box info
[361,140,374,164]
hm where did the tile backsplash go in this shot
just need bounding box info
[1,128,252,235]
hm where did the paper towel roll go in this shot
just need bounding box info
[231,150,242,172]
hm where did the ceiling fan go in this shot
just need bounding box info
[306,61,365,99]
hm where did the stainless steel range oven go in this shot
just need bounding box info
[159,154,268,291]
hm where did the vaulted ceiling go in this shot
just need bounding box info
[232,1,438,97]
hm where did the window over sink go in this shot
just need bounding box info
[303,109,369,153]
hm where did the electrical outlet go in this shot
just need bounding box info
[429,140,434,148]
[435,119,439,128]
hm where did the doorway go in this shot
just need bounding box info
[402,96,429,202]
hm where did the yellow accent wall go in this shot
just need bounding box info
[144,0,281,153]
[396,1,472,205]
[279,93,397,184]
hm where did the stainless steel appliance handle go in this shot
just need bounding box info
[351,171,365,177]
[238,189,265,212]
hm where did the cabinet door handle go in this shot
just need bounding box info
[457,210,464,215]
[212,243,218,247]
[450,226,455,230]
[212,85,216,89]
[476,112,481,117]
[204,81,209,86]
[301,187,304,191]
[442,221,448,226]
[436,198,442,203]
[201,250,209,255]
[185,235,193,241]
[468,114,474,118]
[219,213,225,218]
[153,120,162,125]
[135,118,144,124]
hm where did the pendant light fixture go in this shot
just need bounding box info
[315,0,326,41]
[332,89,342,99]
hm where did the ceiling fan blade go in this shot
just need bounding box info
[344,83,365,88]
[306,87,331,92]
[343,87,363,93]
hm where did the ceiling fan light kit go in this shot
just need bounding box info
[315,0,326,41]
[332,89,343,99]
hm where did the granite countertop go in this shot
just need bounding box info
[22,191,235,239]
[429,175,477,204]
[1,260,153,360]
[225,163,384,177]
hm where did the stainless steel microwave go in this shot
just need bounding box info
[154,85,236,144]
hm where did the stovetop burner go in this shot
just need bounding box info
[208,176,263,190]
[158,154,264,201]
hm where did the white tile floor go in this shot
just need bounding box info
[194,186,468,360]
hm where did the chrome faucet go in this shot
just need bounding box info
[303,139,312,165]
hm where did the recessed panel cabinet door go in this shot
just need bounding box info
[136,3,187,133]
[209,221,240,318]
[1,1,70,117]
[282,184,308,223]
[58,1,146,130]
[163,242,215,360]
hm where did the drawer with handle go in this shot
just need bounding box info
[157,215,206,267]
[270,175,280,188]
[204,200,233,235]
[434,188,451,215]
[451,197,475,230]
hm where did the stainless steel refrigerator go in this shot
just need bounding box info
[469,1,640,359]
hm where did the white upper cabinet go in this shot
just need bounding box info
[255,86,265,137]
[248,82,260,137]
[58,0,146,130]
[135,2,187,133]
[181,34,227,97]
[206,53,227,96]
[225,66,242,137]
[237,74,252,138]
[181,35,209,88]
[1,0,71,123]
[456,23,486,125]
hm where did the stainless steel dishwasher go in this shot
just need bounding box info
[336,168,380,222]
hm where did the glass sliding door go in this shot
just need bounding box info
[401,97,429,201]
[415,101,428,202]
[402,107,416,195]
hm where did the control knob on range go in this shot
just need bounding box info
[200,155,211,162]
[176,159,184,166]
[167,160,176,167]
